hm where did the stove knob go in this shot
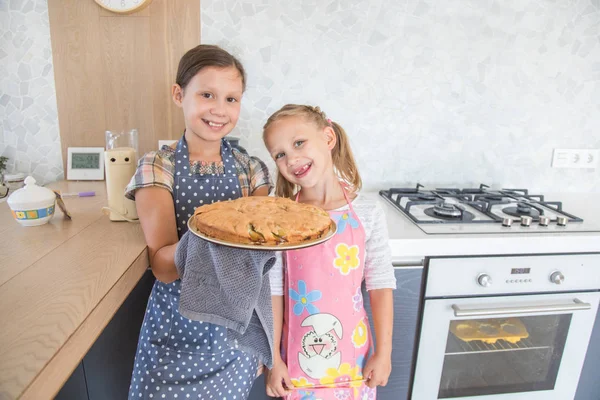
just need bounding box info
[557,216,568,226]
[539,216,550,226]
[521,216,532,227]
[477,273,493,287]
[550,271,564,285]
[502,218,512,227]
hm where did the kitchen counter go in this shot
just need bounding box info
[368,192,600,262]
[1,184,598,399]
[0,181,148,400]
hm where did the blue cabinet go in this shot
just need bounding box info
[363,267,424,400]
[57,267,425,400]
[55,270,155,400]
[575,305,600,399]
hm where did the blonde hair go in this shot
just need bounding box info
[263,104,362,198]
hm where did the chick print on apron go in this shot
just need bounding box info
[283,188,376,400]
[128,135,259,400]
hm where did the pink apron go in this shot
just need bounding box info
[283,189,376,400]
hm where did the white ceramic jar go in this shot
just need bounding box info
[7,176,57,226]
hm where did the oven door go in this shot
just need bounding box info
[411,292,600,400]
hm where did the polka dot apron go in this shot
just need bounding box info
[128,136,259,400]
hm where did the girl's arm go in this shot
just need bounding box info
[136,175,267,283]
[266,295,292,397]
[364,288,394,387]
[266,253,292,397]
[360,199,396,387]
[135,186,180,283]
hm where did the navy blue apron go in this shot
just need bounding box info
[129,136,259,399]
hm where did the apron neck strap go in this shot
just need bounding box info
[295,182,356,212]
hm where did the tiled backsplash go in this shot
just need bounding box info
[0,0,63,185]
[202,0,600,192]
[2,1,599,191]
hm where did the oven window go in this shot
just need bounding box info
[438,314,571,398]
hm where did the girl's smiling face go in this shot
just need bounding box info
[264,116,336,190]
[173,66,243,143]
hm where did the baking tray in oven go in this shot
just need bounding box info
[450,318,529,345]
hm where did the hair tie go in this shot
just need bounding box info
[327,118,332,125]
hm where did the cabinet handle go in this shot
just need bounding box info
[452,298,591,317]
[392,260,424,268]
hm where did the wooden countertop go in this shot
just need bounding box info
[0,181,149,400]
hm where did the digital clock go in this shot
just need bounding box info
[72,153,100,169]
[67,147,105,180]
[511,268,531,274]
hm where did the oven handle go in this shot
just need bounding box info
[452,298,591,317]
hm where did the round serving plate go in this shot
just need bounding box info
[187,217,336,250]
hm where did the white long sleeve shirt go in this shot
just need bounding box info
[268,193,397,296]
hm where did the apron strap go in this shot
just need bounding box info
[340,183,357,215]
[295,182,356,212]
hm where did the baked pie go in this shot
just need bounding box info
[192,196,333,245]
[450,318,529,344]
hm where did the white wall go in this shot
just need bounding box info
[2,0,599,192]
[202,0,600,192]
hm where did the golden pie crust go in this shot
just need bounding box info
[450,318,529,344]
[193,196,332,245]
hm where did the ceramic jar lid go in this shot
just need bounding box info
[7,176,56,209]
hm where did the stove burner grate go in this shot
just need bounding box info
[502,203,543,219]
[424,204,475,221]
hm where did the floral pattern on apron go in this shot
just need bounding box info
[128,135,259,400]
[283,189,376,400]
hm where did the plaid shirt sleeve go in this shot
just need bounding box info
[232,146,274,196]
[125,150,175,200]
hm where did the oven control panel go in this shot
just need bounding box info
[426,253,600,297]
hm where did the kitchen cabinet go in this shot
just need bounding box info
[0,180,149,399]
[55,270,155,400]
[247,266,424,400]
[364,266,424,400]
[54,362,88,400]
[83,270,155,400]
[248,374,275,400]
[575,305,600,400]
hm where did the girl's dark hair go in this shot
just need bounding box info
[175,44,246,91]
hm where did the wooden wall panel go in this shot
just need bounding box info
[48,0,200,170]
[98,5,151,17]
[48,0,107,163]
[100,16,153,152]
[147,0,202,143]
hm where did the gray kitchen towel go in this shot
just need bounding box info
[175,231,277,368]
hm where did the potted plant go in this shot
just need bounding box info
[0,156,8,185]
[0,156,8,199]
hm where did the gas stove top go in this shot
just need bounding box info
[379,184,597,235]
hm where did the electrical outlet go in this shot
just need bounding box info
[552,148,599,169]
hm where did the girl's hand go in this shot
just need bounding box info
[266,358,293,398]
[363,352,392,388]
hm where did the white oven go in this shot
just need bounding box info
[411,253,600,400]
